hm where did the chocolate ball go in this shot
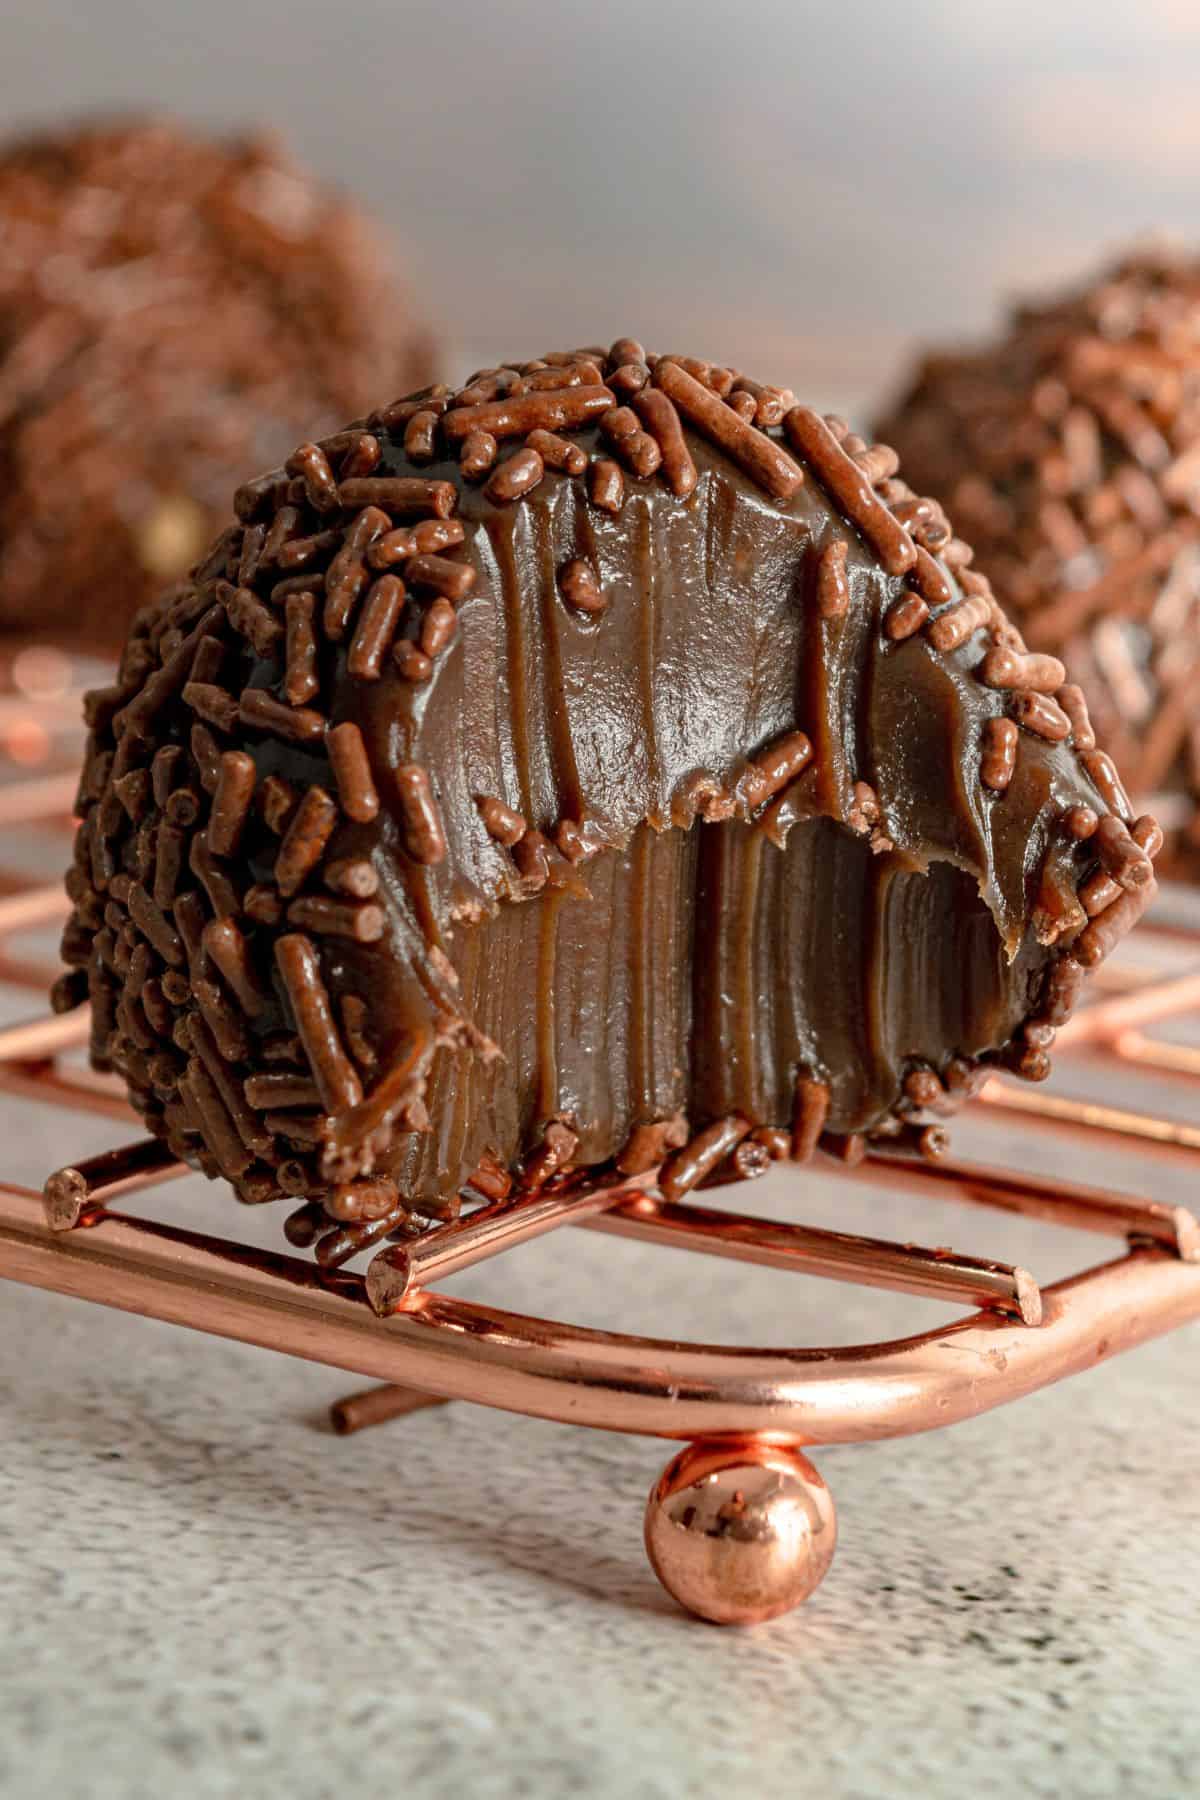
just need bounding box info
[876,247,1200,877]
[59,342,1157,1262]
[0,117,432,646]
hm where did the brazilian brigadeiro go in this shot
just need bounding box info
[56,339,1159,1265]
[877,246,1200,879]
[0,116,432,648]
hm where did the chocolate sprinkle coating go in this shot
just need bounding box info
[876,246,1200,877]
[0,117,432,646]
[61,339,1158,1252]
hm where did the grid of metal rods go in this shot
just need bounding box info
[0,641,1198,1447]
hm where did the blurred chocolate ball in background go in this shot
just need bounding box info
[877,247,1200,878]
[0,117,433,647]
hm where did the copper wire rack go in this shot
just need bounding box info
[1,643,1198,1627]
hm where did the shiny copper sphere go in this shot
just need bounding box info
[644,1439,837,1624]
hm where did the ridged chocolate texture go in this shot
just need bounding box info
[0,117,432,646]
[58,340,1160,1265]
[876,247,1200,879]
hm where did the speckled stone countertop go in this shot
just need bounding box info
[1,798,1198,1800]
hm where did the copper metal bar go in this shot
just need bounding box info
[0,694,84,729]
[367,1169,656,1312]
[1059,971,1200,1046]
[1136,915,1200,951]
[859,1152,1200,1260]
[0,884,70,934]
[43,1139,192,1229]
[329,1384,451,1435]
[0,1008,90,1063]
[0,952,64,995]
[0,870,49,897]
[0,772,78,827]
[580,1193,1042,1324]
[1087,961,1164,994]
[3,1183,1199,1445]
[0,1061,133,1122]
[1112,1031,1200,1080]
[980,1078,1200,1153]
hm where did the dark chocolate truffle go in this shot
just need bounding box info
[876,247,1200,877]
[58,342,1159,1263]
[0,117,432,647]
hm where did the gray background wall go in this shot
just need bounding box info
[3,0,1199,414]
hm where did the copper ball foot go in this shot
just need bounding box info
[644,1439,837,1625]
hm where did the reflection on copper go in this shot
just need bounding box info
[645,1440,837,1624]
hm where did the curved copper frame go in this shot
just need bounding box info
[3,1181,1200,1448]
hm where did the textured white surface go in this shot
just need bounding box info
[1,857,1199,1798]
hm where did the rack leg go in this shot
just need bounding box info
[329,1383,452,1436]
[644,1439,837,1625]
